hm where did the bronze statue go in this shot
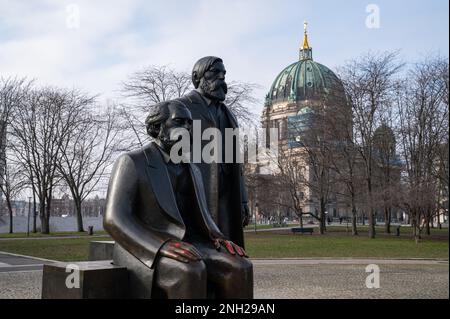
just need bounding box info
[104,101,253,299]
[176,57,249,248]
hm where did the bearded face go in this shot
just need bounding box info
[199,62,228,102]
[156,104,193,153]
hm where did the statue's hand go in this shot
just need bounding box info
[242,203,250,227]
[213,238,248,258]
[159,240,202,263]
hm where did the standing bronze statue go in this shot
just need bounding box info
[176,56,249,248]
[104,100,253,299]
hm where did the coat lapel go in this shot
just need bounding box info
[143,143,184,225]
[183,91,216,127]
[182,90,239,129]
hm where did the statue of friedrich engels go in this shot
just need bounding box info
[175,56,250,247]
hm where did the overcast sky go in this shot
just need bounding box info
[1,0,449,115]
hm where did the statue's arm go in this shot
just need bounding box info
[104,154,169,269]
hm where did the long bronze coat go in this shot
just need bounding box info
[103,142,224,272]
[176,90,248,248]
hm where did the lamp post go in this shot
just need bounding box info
[27,197,31,237]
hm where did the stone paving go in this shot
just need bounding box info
[0,252,448,299]
[253,260,449,299]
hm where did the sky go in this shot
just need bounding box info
[0,0,449,116]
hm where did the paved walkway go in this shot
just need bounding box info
[0,235,109,241]
[0,251,448,299]
[0,252,55,273]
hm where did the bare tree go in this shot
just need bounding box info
[9,87,94,234]
[395,57,448,242]
[225,81,260,126]
[433,58,449,228]
[0,77,31,233]
[0,162,26,233]
[339,51,403,238]
[122,65,192,111]
[275,150,313,229]
[120,65,260,149]
[372,123,399,234]
[329,135,364,236]
[57,103,122,232]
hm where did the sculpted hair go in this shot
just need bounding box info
[145,100,191,138]
[192,56,223,89]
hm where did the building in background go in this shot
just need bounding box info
[248,23,402,225]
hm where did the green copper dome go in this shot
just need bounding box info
[265,59,345,106]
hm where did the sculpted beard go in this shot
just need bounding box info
[200,77,228,102]
[158,125,192,153]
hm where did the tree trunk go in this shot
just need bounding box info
[32,193,37,233]
[7,198,13,234]
[40,215,49,234]
[319,200,326,235]
[40,201,49,234]
[425,218,431,236]
[75,199,85,232]
[351,204,358,236]
[368,207,376,239]
[412,213,422,244]
[30,177,37,233]
[384,207,391,234]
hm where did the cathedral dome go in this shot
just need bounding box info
[265,23,345,106]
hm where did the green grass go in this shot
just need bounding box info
[0,232,447,262]
[323,225,449,236]
[244,233,449,259]
[244,224,285,230]
[0,231,108,239]
[0,237,108,261]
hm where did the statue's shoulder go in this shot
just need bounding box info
[115,143,156,167]
[177,90,203,106]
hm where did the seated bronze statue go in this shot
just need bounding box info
[104,101,253,299]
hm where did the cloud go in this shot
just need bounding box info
[0,0,448,116]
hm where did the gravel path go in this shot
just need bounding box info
[0,258,447,299]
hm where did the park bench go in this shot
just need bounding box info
[291,227,314,235]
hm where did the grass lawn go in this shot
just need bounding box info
[244,224,284,231]
[0,232,447,262]
[0,237,104,261]
[244,233,449,259]
[324,225,449,236]
[0,231,108,239]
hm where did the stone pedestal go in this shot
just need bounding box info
[88,241,115,261]
[41,261,128,299]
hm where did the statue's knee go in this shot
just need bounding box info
[228,258,253,280]
[238,259,253,275]
[180,260,207,282]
